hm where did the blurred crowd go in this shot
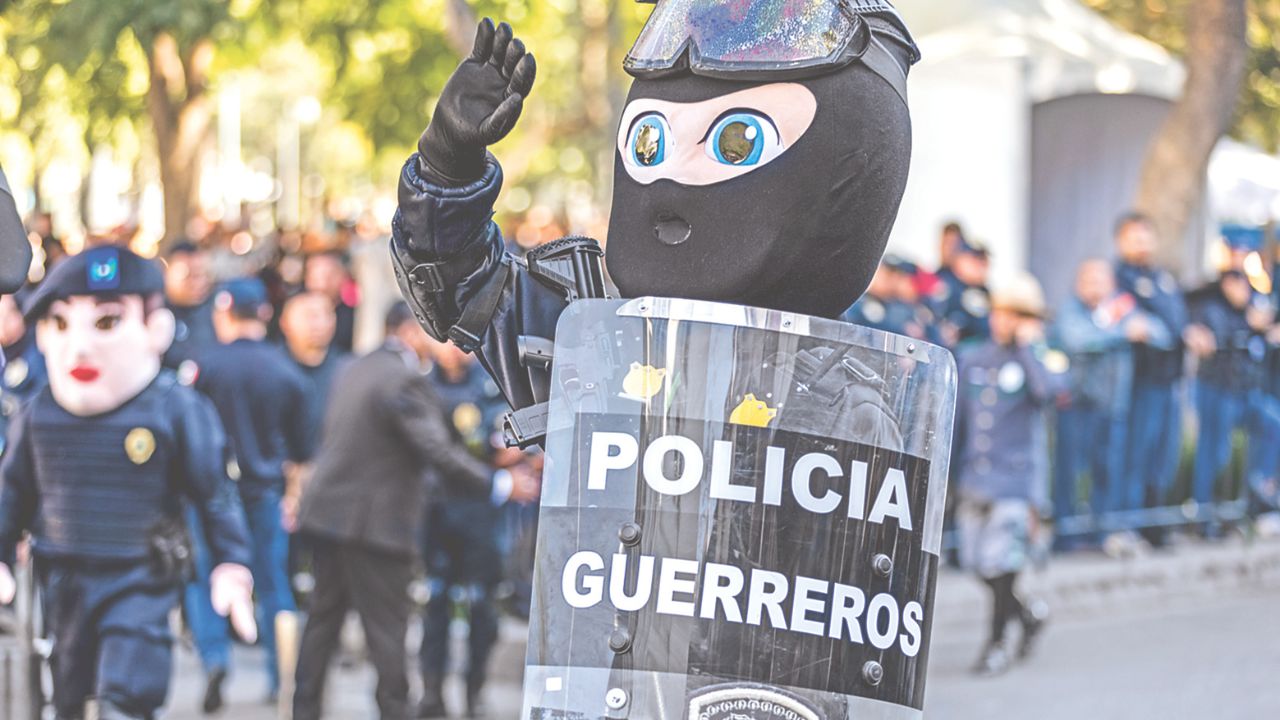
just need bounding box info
[848,215,1280,548]
[7,207,1280,697]
[845,214,1280,674]
[1,218,542,719]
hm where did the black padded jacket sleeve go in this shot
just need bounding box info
[392,152,569,413]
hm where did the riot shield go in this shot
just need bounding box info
[524,297,956,720]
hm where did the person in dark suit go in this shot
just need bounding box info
[292,302,537,720]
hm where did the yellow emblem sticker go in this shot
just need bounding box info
[453,402,482,436]
[125,427,157,465]
[729,394,778,428]
[621,362,666,400]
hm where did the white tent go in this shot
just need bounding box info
[1209,138,1280,228]
[887,0,1187,304]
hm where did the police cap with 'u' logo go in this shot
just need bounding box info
[22,245,165,322]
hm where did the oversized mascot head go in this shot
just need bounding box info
[24,246,175,416]
[605,0,918,318]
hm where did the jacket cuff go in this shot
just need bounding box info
[401,151,503,202]
[397,152,505,260]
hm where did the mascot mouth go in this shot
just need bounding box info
[69,366,100,382]
[653,214,691,246]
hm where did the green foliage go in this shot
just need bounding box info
[1084,0,1280,153]
[1,0,654,224]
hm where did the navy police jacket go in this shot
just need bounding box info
[0,372,251,567]
[1188,286,1269,394]
[193,338,312,499]
[1115,261,1187,385]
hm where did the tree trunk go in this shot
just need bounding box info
[145,33,214,250]
[443,0,479,58]
[1133,0,1248,271]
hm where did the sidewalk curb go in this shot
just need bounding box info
[931,537,1280,629]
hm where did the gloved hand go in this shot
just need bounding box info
[418,18,537,185]
[210,563,258,643]
[0,562,14,605]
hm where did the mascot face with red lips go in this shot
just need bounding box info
[33,249,176,417]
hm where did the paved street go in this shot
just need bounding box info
[159,578,1277,719]
[3,546,1277,719]
[923,586,1280,719]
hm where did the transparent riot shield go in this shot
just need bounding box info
[524,297,956,720]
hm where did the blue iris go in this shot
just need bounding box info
[631,115,666,167]
[709,113,766,166]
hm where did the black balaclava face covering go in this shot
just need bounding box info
[605,59,911,319]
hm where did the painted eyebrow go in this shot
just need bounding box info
[697,108,781,145]
[624,110,669,135]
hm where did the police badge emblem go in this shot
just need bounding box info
[3,356,28,389]
[960,288,990,318]
[1135,276,1155,299]
[687,685,821,720]
[861,298,886,325]
[125,427,157,465]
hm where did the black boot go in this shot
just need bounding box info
[202,666,227,714]
[971,642,1011,676]
[1018,599,1050,660]
[466,680,488,719]
[417,674,447,719]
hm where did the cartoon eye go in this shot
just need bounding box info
[704,111,782,167]
[95,314,122,331]
[624,113,670,167]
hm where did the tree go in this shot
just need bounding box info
[1137,0,1249,264]
[1086,0,1272,265]
[4,0,247,247]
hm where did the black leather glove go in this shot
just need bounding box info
[418,18,537,185]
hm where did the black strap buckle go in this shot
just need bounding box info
[503,403,549,448]
[447,324,484,353]
[408,262,448,293]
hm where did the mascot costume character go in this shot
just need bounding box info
[393,2,957,718]
[0,247,257,720]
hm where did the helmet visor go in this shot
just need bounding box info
[625,0,866,79]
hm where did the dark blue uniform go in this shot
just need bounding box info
[285,347,350,455]
[929,267,990,348]
[1,334,46,457]
[0,373,251,718]
[1187,283,1280,514]
[419,360,509,699]
[184,338,310,690]
[163,297,216,370]
[1115,261,1187,510]
[844,292,939,342]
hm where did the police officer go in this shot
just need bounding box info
[1051,259,1170,548]
[1113,213,1205,541]
[1,291,46,456]
[162,241,216,370]
[185,277,312,708]
[845,255,937,342]
[1186,270,1280,532]
[278,290,350,453]
[953,271,1064,675]
[929,236,992,348]
[418,337,520,718]
[0,246,255,720]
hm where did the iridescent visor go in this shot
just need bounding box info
[625,0,868,79]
